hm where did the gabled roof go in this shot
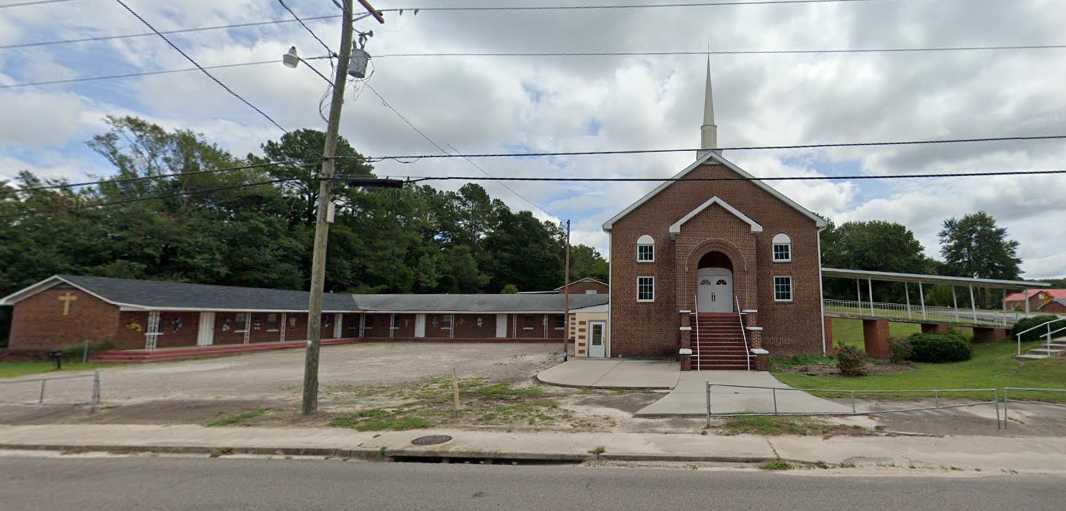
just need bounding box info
[669,196,763,236]
[0,275,609,314]
[554,277,609,290]
[1004,289,1066,302]
[0,275,358,312]
[602,151,826,231]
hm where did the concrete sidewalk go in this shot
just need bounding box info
[1,425,1064,474]
[536,359,678,389]
[637,371,853,416]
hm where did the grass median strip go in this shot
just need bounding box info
[206,407,269,427]
[718,415,869,437]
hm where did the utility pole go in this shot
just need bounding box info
[562,219,571,362]
[302,0,384,416]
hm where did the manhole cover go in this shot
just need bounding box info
[411,435,452,446]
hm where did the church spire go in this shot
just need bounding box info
[699,56,718,160]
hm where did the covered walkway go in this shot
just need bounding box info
[821,268,1050,355]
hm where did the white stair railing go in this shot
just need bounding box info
[736,295,750,371]
[693,293,701,372]
[1016,317,1066,356]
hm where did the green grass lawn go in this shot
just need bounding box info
[774,340,1066,401]
[829,318,972,350]
[0,361,108,379]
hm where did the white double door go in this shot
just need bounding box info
[697,268,733,313]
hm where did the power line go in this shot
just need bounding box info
[0,0,72,8]
[361,134,1066,161]
[397,0,893,12]
[278,0,334,54]
[1,177,300,220]
[409,168,1066,183]
[11,38,1065,89]
[364,83,555,217]
[374,43,1066,58]
[9,160,318,194]
[0,15,343,50]
[0,56,332,89]
[113,0,288,132]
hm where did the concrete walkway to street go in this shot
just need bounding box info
[535,359,679,389]
[637,371,854,416]
[1,424,1065,474]
[537,361,851,416]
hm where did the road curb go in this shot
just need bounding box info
[533,374,674,391]
[0,442,776,465]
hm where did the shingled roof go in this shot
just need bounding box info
[1,275,607,314]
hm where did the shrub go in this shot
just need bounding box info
[907,333,972,363]
[835,346,867,376]
[888,338,913,364]
[1011,315,1060,342]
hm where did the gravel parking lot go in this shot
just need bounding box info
[1,343,561,404]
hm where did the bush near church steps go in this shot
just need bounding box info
[836,346,867,376]
[906,333,972,363]
[1011,315,1061,342]
[888,338,913,365]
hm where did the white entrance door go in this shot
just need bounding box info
[697,268,733,313]
[197,312,215,346]
[587,321,606,358]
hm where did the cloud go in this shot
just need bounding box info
[2,0,1065,277]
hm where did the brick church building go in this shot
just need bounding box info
[601,61,827,369]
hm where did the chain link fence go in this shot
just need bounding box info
[0,371,101,410]
[705,383,1004,429]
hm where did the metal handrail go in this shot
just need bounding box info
[693,293,701,372]
[1015,317,1066,356]
[736,295,750,371]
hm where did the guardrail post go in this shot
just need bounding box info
[993,389,1001,430]
[771,387,778,416]
[850,391,856,414]
[934,389,940,408]
[91,370,101,412]
[1002,388,1008,430]
[705,382,712,428]
[38,379,46,404]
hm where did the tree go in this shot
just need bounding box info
[569,245,609,283]
[820,220,930,302]
[939,212,1022,280]
[939,212,1023,309]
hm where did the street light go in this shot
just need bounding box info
[281,46,335,87]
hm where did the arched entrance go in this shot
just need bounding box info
[697,251,733,313]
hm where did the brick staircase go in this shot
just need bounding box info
[692,312,752,370]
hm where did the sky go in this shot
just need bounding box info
[2,0,1065,278]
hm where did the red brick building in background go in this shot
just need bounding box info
[1,275,602,353]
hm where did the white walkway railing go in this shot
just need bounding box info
[823,299,1030,328]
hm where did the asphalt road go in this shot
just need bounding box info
[0,456,1061,510]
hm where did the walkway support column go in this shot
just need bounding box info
[952,287,960,322]
[969,285,978,323]
[905,282,912,319]
[862,319,890,359]
[919,282,927,320]
[868,278,875,316]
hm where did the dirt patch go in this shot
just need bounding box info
[712,415,872,437]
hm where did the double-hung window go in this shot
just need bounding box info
[773,276,793,302]
[772,233,792,263]
[636,235,655,262]
[637,276,655,302]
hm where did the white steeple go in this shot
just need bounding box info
[698,56,718,160]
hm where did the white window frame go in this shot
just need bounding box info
[772,233,792,263]
[637,276,655,302]
[773,276,794,303]
[636,235,655,263]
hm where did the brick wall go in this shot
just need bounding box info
[8,287,121,351]
[515,314,546,338]
[610,162,824,357]
[451,314,495,338]
[362,313,390,339]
